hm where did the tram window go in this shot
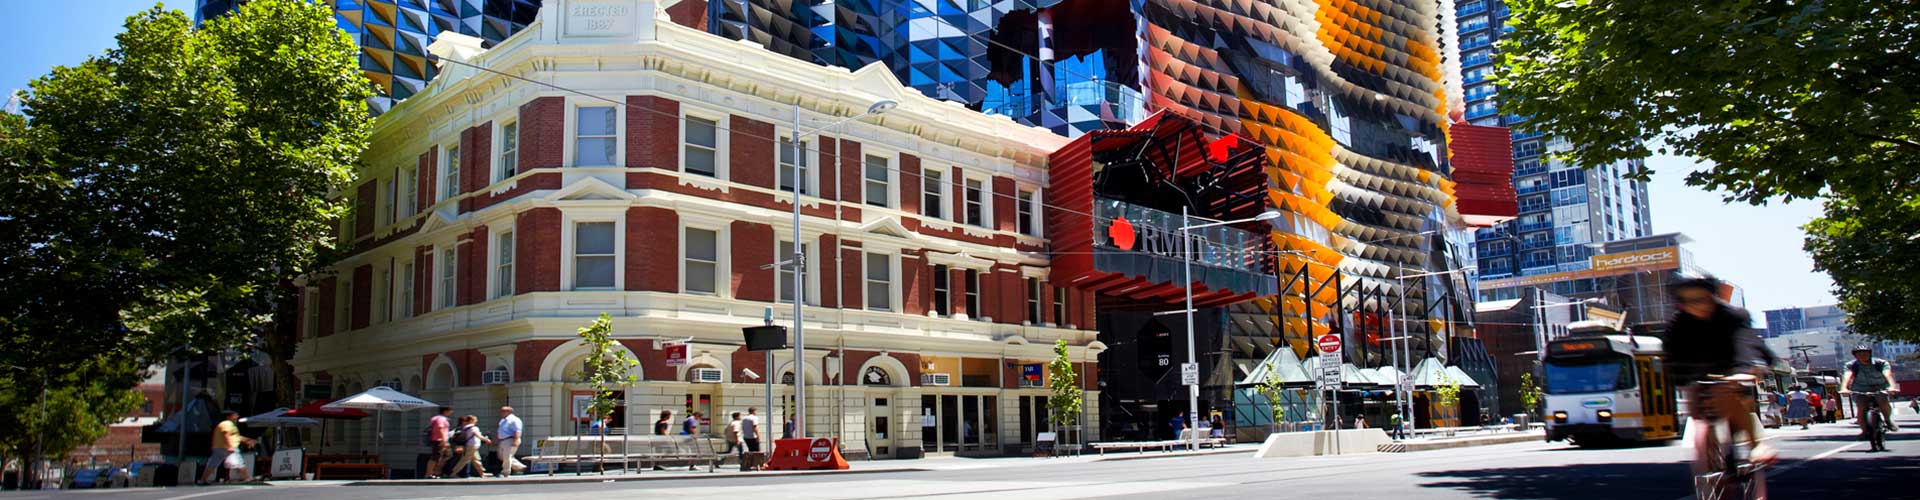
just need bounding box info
[1544,355,1636,394]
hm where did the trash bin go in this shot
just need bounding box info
[1511,413,1529,429]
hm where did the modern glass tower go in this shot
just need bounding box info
[1453,0,1653,280]
[195,0,542,114]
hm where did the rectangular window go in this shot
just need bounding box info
[776,240,809,304]
[863,154,889,208]
[932,264,950,316]
[441,145,460,201]
[378,268,391,324]
[684,116,719,177]
[495,231,515,298]
[964,178,985,227]
[684,227,719,294]
[964,269,980,318]
[1017,190,1035,236]
[1052,287,1067,326]
[779,137,808,194]
[865,252,891,311]
[499,122,519,180]
[1027,278,1042,323]
[338,276,353,330]
[922,169,945,219]
[399,261,414,319]
[574,222,616,289]
[439,248,456,309]
[575,107,616,166]
[384,175,397,226]
[400,167,416,218]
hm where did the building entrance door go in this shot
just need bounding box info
[867,396,893,458]
[685,391,715,436]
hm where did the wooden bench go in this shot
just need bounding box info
[313,463,388,480]
[525,435,725,475]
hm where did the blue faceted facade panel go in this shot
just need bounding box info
[198,0,541,114]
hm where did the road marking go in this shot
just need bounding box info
[1668,440,1866,500]
[159,489,243,500]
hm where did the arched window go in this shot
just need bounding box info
[781,371,796,385]
[862,366,891,386]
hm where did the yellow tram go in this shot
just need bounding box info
[1543,322,1683,446]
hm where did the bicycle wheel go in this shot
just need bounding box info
[1693,425,1731,500]
[1868,410,1887,452]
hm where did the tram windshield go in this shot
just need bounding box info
[1544,354,1637,394]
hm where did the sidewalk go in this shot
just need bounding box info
[1376,429,1546,453]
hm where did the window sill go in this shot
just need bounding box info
[679,174,731,193]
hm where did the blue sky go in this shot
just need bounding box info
[2,1,1838,322]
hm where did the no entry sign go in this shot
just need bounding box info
[1316,334,1342,354]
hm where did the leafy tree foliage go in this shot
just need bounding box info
[1046,340,1083,433]
[0,359,146,479]
[1499,0,1920,339]
[572,314,637,421]
[0,1,371,389]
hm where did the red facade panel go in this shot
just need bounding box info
[1448,122,1519,222]
[350,265,372,330]
[730,115,776,189]
[628,207,680,292]
[731,221,774,301]
[520,97,565,170]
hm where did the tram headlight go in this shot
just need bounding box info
[1552,411,1568,423]
[1596,410,1613,422]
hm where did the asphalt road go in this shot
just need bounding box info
[14,413,1916,500]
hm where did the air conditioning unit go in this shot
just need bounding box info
[921,373,951,386]
[1020,378,1044,388]
[481,369,511,385]
[691,367,724,384]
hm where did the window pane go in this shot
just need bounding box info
[867,283,889,310]
[685,148,716,176]
[864,156,888,207]
[576,137,615,166]
[686,262,716,294]
[685,228,717,261]
[866,254,889,280]
[576,256,615,288]
[923,170,943,217]
[578,107,615,136]
[576,222,615,255]
[687,117,717,148]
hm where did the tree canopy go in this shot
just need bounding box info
[1499,0,1920,340]
[0,0,372,372]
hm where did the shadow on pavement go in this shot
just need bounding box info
[1414,461,1692,500]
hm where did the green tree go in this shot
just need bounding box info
[0,359,145,484]
[1435,373,1463,426]
[1256,362,1289,434]
[0,0,372,402]
[1498,0,1920,340]
[1519,372,1544,419]
[1045,340,1083,438]
[572,314,637,424]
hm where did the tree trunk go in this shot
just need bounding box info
[266,279,303,407]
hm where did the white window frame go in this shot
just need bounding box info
[963,175,990,227]
[862,152,893,208]
[963,268,981,318]
[680,222,727,296]
[1027,278,1042,324]
[775,130,816,196]
[400,166,416,218]
[931,264,950,317]
[377,266,392,324]
[1052,286,1067,327]
[498,120,519,181]
[775,238,818,305]
[1017,188,1039,236]
[558,210,627,291]
[383,174,397,226]
[679,108,728,180]
[864,252,894,312]
[493,230,515,299]
[922,167,948,220]
[438,247,457,309]
[567,103,622,168]
[398,259,414,319]
[440,143,460,202]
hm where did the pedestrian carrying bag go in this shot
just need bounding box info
[223,450,246,469]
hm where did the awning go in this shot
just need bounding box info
[243,407,321,427]
[1443,365,1483,388]
[285,399,370,420]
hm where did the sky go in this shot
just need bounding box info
[3,1,1838,323]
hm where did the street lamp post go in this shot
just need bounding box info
[1179,207,1282,450]
[787,99,896,439]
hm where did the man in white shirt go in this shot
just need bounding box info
[495,406,527,476]
[741,407,762,452]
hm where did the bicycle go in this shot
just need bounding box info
[1690,378,1768,500]
[1851,391,1893,452]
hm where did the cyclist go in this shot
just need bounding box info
[1662,277,1778,467]
[1838,345,1898,436]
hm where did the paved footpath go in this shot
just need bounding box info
[9,413,1914,500]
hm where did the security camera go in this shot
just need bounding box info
[742,368,761,380]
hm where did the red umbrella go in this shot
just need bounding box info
[285,399,370,419]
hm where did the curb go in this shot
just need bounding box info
[341,466,931,487]
[1093,447,1258,462]
[1379,433,1543,453]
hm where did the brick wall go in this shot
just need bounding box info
[354,181,376,240]
[729,115,775,189]
[516,208,561,293]
[664,0,708,29]
[520,97,564,170]
[513,339,567,382]
[837,139,862,205]
[459,226,488,305]
[816,139,838,200]
[817,235,838,308]
[413,245,433,315]
[950,166,966,223]
[416,147,436,213]
[628,207,679,292]
[839,241,864,310]
[899,153,921,214]
[949,267,969,317]
[993,177,1016,232]
[901,250,926,316]
[730,221,774,301]
[458,122,493,213]
[629,96,680,170]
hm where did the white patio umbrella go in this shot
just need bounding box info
[324,386,441,463]
[243,408,321,427]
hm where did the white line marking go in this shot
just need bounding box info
[1669,440,1867,500]
[159,488,242,500]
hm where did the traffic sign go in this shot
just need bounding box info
[1316,334,1343,354]
[808,437,834,462]
[1180,362,1200,385]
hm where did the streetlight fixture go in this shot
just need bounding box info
[1178,208,1282,450]
[785,98,897,439]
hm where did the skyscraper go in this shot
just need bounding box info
[1453,0,1653,280]
[195,0,542,114]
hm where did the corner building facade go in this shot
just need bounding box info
[293,0,1102,469]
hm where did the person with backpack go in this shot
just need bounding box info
[423,407,453,479]
[446,415,491,478]
[1840,345,1900,436]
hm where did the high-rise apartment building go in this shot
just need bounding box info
[1453,0,1653,280]
[195,0,542,114]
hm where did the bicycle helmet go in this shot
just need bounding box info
[1852,345,1874,354]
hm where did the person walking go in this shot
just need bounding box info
[723,412,745,461]
[1784,386,1812,430]
[448,415,491,478]
[1209,414,1226,440]
[1390,412,1406,440]
[198,410,255,485]
[495,406,527,477]
[1170,411,1188,441]
[741,407,762,453]
[680,411,703,470]
[652,410,673,470]
[425,407,453,479]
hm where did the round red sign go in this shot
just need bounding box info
[1316,334,1342,354]
[807,437,833,462]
